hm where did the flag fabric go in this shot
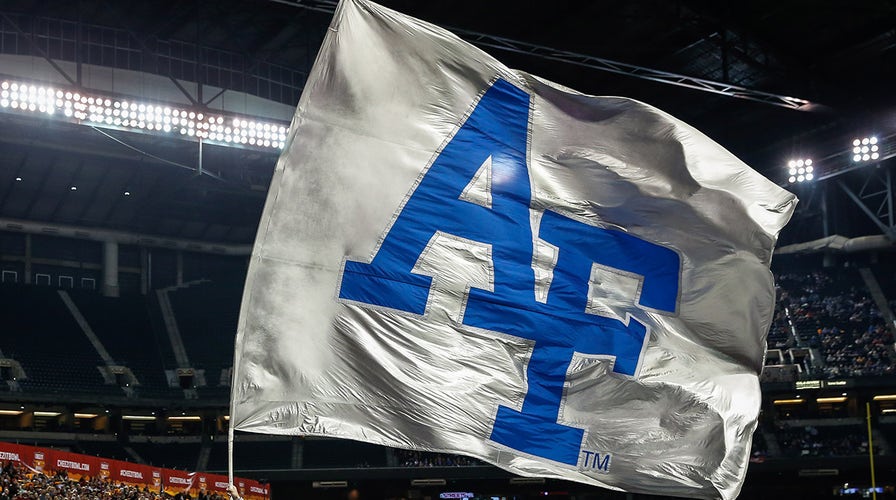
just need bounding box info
[229,1,797,498]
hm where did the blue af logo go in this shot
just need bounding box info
[338,79,680,466]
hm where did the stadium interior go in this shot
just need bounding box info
[1,1,896,499]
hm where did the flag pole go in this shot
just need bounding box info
[228,331,237,495]
[866,402,877,500]
[228,419,235,487]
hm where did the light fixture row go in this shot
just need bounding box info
[14,176,132,196]
[852,137,879,163]
[0,410,202,421]
[787,158,814,184]
[786,136,886,184]
[0,79,289,151]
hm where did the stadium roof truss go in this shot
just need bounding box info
[271,0,816,110]
[0,0,894,246]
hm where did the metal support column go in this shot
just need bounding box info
[836,165,895,240]
[23,234,32,285]
[103,240,120,297]
[821,184,834,267]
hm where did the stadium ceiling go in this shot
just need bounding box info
[0,0,894,245]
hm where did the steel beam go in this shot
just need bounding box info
[1,13,77,86]
[815,132,896,182]
[450,30,811,110]
[837,174,895,239]
[0,10,308,107]
[268,0,814,110]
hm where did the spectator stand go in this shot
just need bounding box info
[773,269,894,380]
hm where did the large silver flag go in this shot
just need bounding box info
[230,1,796,498]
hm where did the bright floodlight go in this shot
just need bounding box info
[0,78,289,151]
[852,136,880,162]
[788,158,814,184]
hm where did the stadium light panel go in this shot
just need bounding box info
[167,415,202,421]
[787,158,814,184]
[33,411,62,417]
[122,415,157,421]
[0,78,289,152]
[873,394,896,401]
[815,396,847,404]
[772,398,806,405]
[73,413,98,419]
[0,410,24,416]
[852,136,880,163]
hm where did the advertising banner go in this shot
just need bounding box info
[0,441,267,499]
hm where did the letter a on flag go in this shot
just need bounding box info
[230,1,796,498]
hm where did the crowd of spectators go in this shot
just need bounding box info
[774,270,894,379]
[0,461,225,500]
[775,425,872,458]
[396,450,482,467]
